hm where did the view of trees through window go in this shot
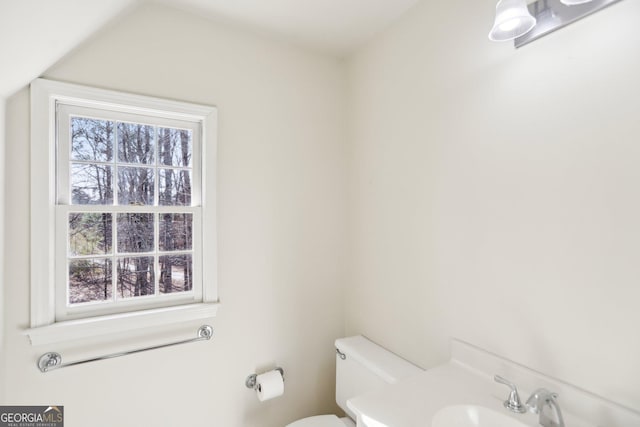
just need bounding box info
[67,116,195,306]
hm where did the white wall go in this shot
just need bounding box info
[0,0,133,99]
[3,3,348,427]
[0,99,5,403]
[347,0,640,413]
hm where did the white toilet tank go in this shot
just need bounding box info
[334,336,423,420]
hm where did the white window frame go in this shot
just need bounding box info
[27,79,218,346]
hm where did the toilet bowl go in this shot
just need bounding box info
[286,415,354,427]
[285,335,423,427]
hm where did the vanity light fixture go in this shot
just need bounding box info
[560,0,595,5]
[488,0,537,41]
[489,0,624,48]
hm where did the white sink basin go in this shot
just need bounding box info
[431,405,529,427]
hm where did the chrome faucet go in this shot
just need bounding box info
[526,388,565,427]
[495,375,565,427]
[494,375,527,413]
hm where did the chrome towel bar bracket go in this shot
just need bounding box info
[37,325,214,373]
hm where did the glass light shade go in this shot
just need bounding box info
[488,0,537,42]
[560,0,595,5]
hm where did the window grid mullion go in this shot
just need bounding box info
[158,249,194,256]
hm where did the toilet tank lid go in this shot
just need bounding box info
[334,335,422,384]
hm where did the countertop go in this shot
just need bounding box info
[346,360,595,427]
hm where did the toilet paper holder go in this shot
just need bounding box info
[245,367,285,390]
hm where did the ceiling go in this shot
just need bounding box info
[0,0,421,98]
[157,0,421,53]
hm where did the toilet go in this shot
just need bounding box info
[286,335,423,427]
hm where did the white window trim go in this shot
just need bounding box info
[27,79,218,346]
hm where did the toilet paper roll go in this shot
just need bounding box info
[256,369,285,402]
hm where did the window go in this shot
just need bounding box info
[28,79,218,345]
[57,106,202,321]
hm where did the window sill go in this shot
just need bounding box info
[25,302,219,346]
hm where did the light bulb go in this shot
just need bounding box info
[499,19,521,32]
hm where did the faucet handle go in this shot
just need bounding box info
[494,375,527,414]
